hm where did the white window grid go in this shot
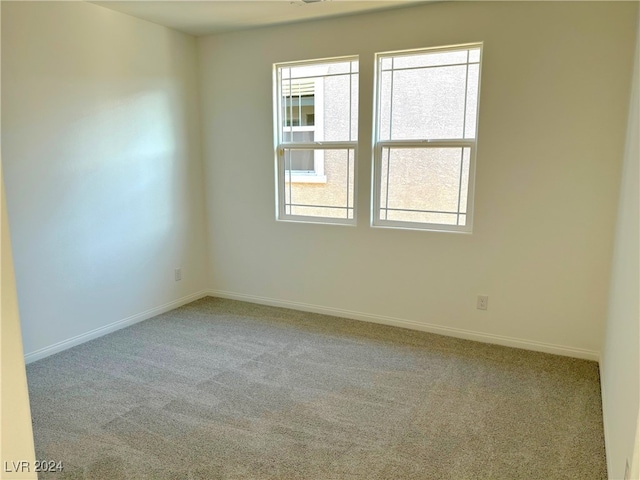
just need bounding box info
[372,43,483,233]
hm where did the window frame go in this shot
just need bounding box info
[274,55,359,225]
[371,43,483,233]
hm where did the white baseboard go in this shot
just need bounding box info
[24,290,209,364]
[24,288,600,364]
[207,289,600,361]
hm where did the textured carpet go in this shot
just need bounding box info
[27,297,607,479]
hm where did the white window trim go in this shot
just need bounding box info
[371,43,483,234]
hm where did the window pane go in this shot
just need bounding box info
[378,47,481,141]
[391,49,469,70]
[389,65,467,140]
[379,147,471,225]
[280,61,358,141]
[284,148,354,220]
[469,48,481,63]
[386,210,459,225]
[285,148,315,172]
[282,79,315,129]
[288,61,352,79]
[284,131,314,143]
[459,147,471,214]
[323,74,358,141]
[464,63,480,139]
[378,70,392,141]
[283,97,314,127]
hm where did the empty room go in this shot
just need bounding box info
[1,1,639,479]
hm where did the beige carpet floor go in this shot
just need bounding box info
[26,296,607,479]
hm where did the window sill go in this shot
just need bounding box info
[285,174,327,184]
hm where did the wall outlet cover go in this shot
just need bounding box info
[477,295,488,310]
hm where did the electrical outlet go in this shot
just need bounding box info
[477,295,488,310]
[174,268,182,282]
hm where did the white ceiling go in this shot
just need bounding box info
[91,0,430,36]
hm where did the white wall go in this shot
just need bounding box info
[2,2,208,359]
[199,1,638,359]
[601,10,640,480]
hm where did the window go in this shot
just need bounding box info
[373,44,482,232]
[275,57,358,223]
